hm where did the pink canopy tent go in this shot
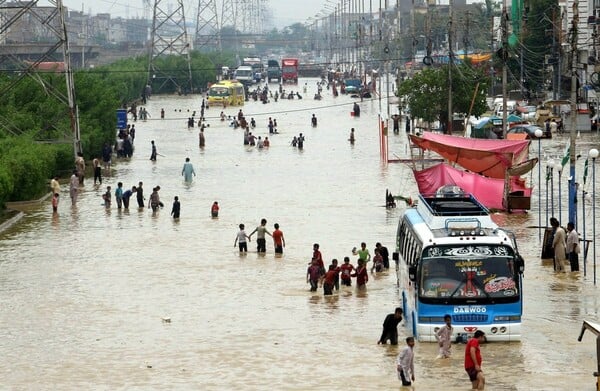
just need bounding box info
[409,132,531,179]
[413,163,533,210]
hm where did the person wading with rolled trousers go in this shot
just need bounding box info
[377,307,403,345]
[249,218,271,253]
[465,330,486,390]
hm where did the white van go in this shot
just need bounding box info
[234,66,254,85]
[494,100,517,116]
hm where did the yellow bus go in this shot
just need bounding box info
[207,80,245,107]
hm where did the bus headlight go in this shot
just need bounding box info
[490,327,498,334]
[500,326,507,333]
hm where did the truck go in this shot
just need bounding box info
[233,65,254,86]
[267,59,281,83]
[243,57,264,82]
[281,58,299,84]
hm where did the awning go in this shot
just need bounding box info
[413,163,533,210]
[410,132,531,179]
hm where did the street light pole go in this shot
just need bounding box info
[568,0,578,227]
[583,187,587,276]
[548,159,555,218]
[535,128,543,240]
[557,163,563,224]
[545,163,550,227]
[590,148,599,285]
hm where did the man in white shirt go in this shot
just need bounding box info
[566,222,580,271]
[396,336,416,386]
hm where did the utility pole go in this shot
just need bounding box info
[558,9,563,100]
[0,0,81,155]
[568,0,578,226]
[520,6,527,98]
[490,13,495,96]
[501,3,509,138]
[447,0,453,134]
[411,0,416,68]
[551,8,557,100]
[464,11,470,54]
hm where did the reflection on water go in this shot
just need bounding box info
[0,79,599,389]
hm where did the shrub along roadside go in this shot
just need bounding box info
[0,51,236,208]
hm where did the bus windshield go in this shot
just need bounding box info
[282,66,296,73]
[209,87,229,97]
[419,245,518,302]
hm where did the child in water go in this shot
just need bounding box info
[171,196,180,219]
[102,186,112,208]
[435,314,453,358]
[340,257,355,286]
[307,259,321,292]
[234,224,250,253]
[52,193,59,213]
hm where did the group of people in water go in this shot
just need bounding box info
[306,242,391,295]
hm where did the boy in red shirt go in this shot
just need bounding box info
[311,243,325,275]
[323,265,338,295]
[340,256,355,286]
[352,259,368,289]
[306,260,321,292]
[371,248,384,273]
[272,223,285,254]
[464,330,486,390]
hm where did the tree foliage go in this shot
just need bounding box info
[0,50,231,206]
[398,64,489,124]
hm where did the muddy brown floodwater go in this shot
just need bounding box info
[0,78,599,390]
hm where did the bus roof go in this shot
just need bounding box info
[403,207,511,247]
[401,193,514,245]
[211,80,244,88]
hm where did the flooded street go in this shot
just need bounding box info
[1,78,599,390]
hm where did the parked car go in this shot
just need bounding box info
[506,124,550,139]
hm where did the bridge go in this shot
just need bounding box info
[0,43,101,68]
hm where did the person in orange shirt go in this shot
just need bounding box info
[272,223,285,254]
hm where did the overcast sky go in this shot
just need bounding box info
[63,0,328,28]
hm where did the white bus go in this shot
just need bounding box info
[392,192,525,342]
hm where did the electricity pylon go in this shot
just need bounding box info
[0,0,81,156]
[195,0,220,51]
[147,0,193,94]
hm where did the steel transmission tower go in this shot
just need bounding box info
[147,0,193,94]
[0,0,81,156]
[236,0,265,35]
[220,0,237,50]
[220,0,237,29]
[195,0,220,51]
[238,0,251,34]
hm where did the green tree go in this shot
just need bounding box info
[398,64,488,125]
[519,0,556,98]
